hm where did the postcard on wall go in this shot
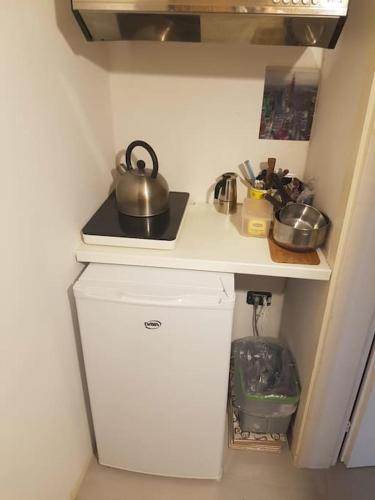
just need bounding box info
[259,67,320,141]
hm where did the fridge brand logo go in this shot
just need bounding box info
[144,320,162,330]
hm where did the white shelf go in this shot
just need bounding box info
[76,203,331,281]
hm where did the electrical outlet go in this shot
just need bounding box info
[247,291,272,306]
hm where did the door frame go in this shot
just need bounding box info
[341,335,375,466]
[292,73,375,468]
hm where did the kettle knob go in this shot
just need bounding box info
[125,140,159,179]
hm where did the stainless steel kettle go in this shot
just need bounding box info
[214,172,237,214]
[116,141,169,217]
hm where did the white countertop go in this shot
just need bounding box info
[76,203,331,281]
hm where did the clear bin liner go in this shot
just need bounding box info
[232,337,300,418]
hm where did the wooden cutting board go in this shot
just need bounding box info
[268,234,320,265]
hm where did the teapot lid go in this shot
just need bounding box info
[130,159,148,177]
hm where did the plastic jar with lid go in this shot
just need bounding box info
[241,187,273,238]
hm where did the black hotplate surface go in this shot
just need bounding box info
[82,191,190,241]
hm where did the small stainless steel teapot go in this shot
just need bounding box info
[116,141,169,217]
[214,172,237,214]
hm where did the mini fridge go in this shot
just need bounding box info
[73,263,235,479]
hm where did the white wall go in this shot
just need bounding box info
[295,76,375,468]
[108,43,322,202]
[107,42,322,340]
[1,2,114,499]
[303,1,375,267]
[233,275,286,340]
[280,0,375,467]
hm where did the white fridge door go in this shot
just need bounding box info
[341,340,375,468]
[74,266,234,479]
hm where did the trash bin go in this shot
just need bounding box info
[231,336,300,434]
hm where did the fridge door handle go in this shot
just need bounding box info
[74,285,222,307]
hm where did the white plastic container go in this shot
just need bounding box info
[241,188,273,238]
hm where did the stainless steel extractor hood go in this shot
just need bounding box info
[71,0,349,48]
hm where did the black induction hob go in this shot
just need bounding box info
[81,191,190,250]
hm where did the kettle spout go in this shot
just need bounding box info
[117,163,128,175]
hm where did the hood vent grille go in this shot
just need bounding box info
[72,0,349,48]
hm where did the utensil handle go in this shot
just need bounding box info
[271,173,292,205]
[125,140,159,179]
[244,160,255,181]
[265,157,276,189]
[264,193,283,211]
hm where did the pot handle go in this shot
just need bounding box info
[125,140,159,179]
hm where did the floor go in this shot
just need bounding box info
[77,447,375,500]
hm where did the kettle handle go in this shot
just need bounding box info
[214,177,225,199]
[125,140,159,179]
[215,173,234,199]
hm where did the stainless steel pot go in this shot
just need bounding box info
[273,203,330,252]
[116,140,169,217]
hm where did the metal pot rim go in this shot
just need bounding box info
[275,204,330,232]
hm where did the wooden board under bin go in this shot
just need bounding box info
[228,401,286,453]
